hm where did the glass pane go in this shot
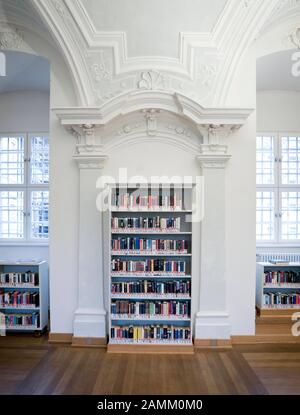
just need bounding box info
[31,135,49,184]
[281,136,300,185]
[256,191,275,241]
[0,136,24,184]
[31,191,49,239]
[256,136,275,185]
[281,191,300,240]
[0,191,24,238]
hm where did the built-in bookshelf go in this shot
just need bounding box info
[0,261,48,334]
[256,262,300,317]
[106,185,194,353]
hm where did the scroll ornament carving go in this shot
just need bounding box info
[138,70,166,90]
[0,28,23,50]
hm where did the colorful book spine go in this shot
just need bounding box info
[111,280,191,295]
[112,194,182,210]
[0,291,40,308]
[264,292,300,306]
[111,237,189,252]
[111,324,191,341]
[264,271,300,285]
[111,300,191,317]
[4,313,40,327]
[111,259,188,273]
[0,272,38,286]
[111,216,181,231]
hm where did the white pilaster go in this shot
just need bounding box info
[195,125,231,340]
[72,125,108,339]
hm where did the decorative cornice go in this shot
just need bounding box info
[53,91,253,128]
[196,154,231,169]
[73,153,108,169]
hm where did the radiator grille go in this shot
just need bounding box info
[257,252,300,263]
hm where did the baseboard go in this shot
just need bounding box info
[48,332,73,344]
[71,336,107,348]
[107,343,194,354]
[194,339,232,348]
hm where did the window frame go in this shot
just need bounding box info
[0,132,49,246]
[257,131,300,247]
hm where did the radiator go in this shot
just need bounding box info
[257,252,300,263]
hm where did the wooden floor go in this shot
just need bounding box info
[1,334,300,395]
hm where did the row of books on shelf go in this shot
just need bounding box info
[3,313,40,328]
[111,300,191,317]
[111,194,183,210]
[111,280,191,295]
[111,237,189,253]
[0,272,38,287]
[110,325,191,341]
[111,217,181,232]
[111,259,189,273]
[263,292,300,306]
[264,271,300,285]
[0,291,39,308]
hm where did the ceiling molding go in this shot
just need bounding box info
[53,90,253,127]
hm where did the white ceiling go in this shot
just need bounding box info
[82,0,228,58]
[257,50,300,92]
[0,51,50,94]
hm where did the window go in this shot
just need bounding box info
[0,134,49,242]
[256,133,300,244]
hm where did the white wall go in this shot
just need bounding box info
[0,90,50,133]
[0,90,50,263]
[257,90,300,132]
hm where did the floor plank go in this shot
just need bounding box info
[1,334,300,395]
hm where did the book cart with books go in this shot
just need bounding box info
[105,184,194,353]
[0,261,49,335]
[256,262,300,317]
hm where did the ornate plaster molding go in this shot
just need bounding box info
[55,91,250,162]
[53,90,253,127]
[30,0,276,106]
[196,154,231,169]
[73,153,108,169]
[0,26,23,50]
[66,123,108,168]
